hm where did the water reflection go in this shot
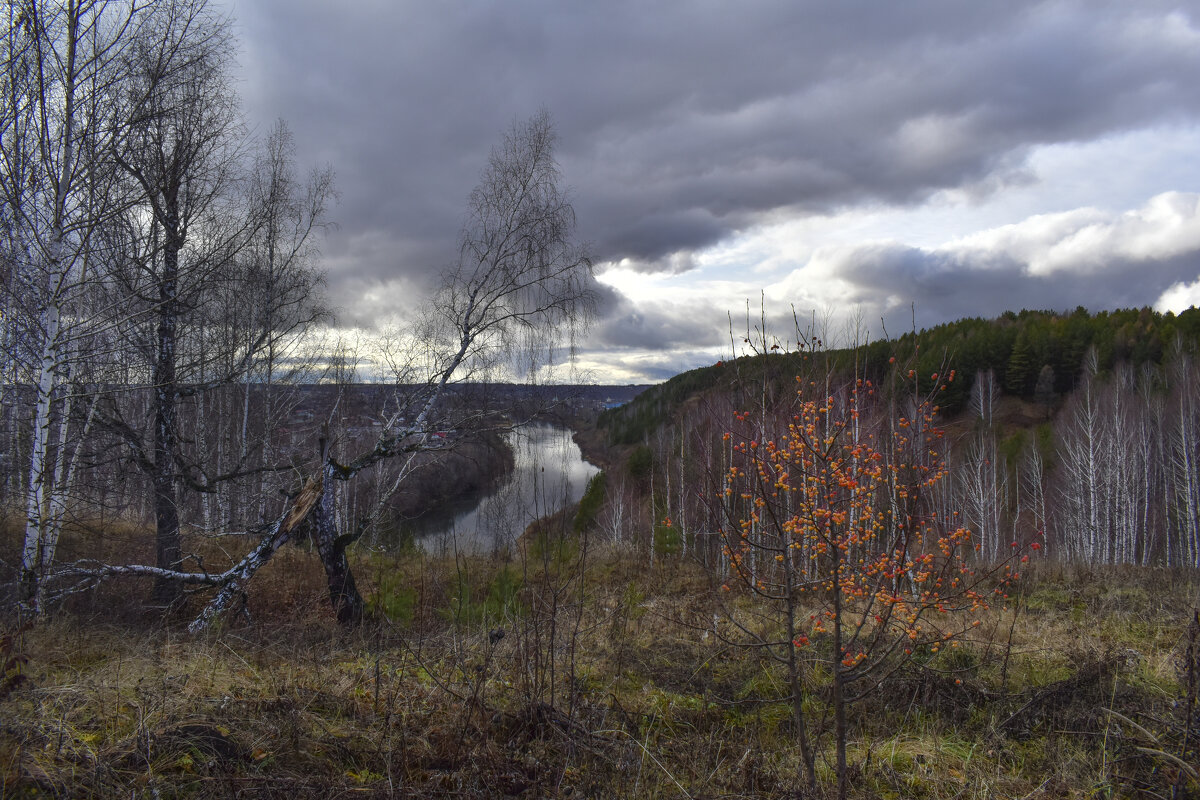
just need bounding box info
[414,423,599,554]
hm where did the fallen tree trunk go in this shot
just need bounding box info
[188,474,325,633]
[46,475,325,633]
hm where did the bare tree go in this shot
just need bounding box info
[958,370,1005,561]
[1048,353,1172,566]
[170,119,332,530]
[0,0,329,615]
[235,119,333,512]
[22,110,590,630]
[97,0,331,603]
[1167,343,1200,567]
[1054,348,1103,562]
[108,0,245,601]
[0,0,147,614]
[186,111,594,628]
[304,110,594,624]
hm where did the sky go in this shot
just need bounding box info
[223,0,1200,383]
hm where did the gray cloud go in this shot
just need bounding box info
[808,192,1200,332]
[223,0,1200,357]
[589,283,726,351]
[871,249,1200,333]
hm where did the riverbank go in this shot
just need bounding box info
[382,428,515,528]
[411,422,599,553]
[566,410,624,473]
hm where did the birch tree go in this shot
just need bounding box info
[27,110,591,631]
[99,0,329,603]
[1167,344,1200,567]
[1054,348,1102,561]
[959,370,1004,561]
[234,119,333,517]
[109,0,246,601]
[296,110,594,624]
[0,0,146,614]
[1050,352,1161,564]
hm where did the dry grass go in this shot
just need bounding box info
[1,524,1198,798]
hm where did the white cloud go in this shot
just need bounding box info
[1157,279,1200,313]
[955,191,1200,276]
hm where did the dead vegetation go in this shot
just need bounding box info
[0,524,1198,798]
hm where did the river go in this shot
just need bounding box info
[406,422,600,554]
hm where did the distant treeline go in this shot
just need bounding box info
[602,306,1200,445]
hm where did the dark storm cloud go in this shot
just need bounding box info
[225,0,1200,328]
[590,282,726,351]
[616,211,723,267]
[831,243,1200,333]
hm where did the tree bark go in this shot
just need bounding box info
[187,474,324,632]
[312,458,364,625]
[151,207,184,604]
[832,544,848,800]
[784,560,817,789]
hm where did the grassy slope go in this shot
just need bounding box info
[1,527,1197,799]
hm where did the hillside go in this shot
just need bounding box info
[599,305,1200,446]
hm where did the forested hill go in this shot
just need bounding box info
[600,305,1200,445]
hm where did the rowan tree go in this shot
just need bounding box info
[716,368,1024,798]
